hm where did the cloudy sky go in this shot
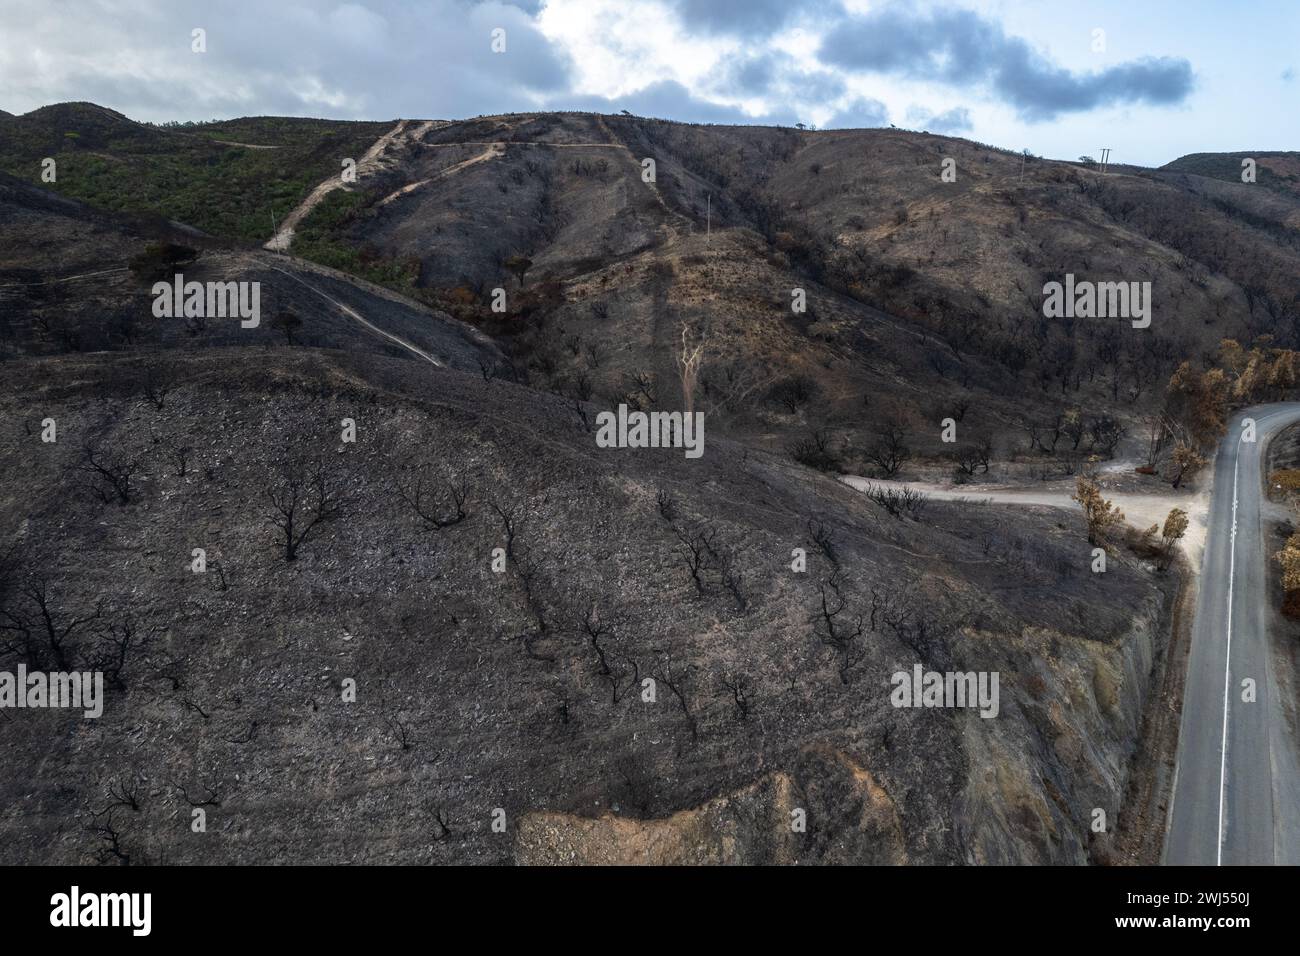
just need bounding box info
[2,0,1295,165]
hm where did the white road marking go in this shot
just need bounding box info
[1217,449,1239,866]
[264,263,444,368]
[0,267,129,287]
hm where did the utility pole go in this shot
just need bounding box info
[706,192,711,245]
[1098,148,1110,173]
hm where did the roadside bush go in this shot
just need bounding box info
[1274,531,1300,617]
[861,483,929,520]
[1269,469,1300,492]
[788,429,840,472]
[128,242,198,284]
[1283,589,1300,619]
[767,374,818,413]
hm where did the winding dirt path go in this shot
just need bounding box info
[264,119,441,252]
[376,142,506,207]
[259,260,444,368]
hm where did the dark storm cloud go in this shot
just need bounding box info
[790,69,849,105]
[732,55,777,95]
[672,0,835,38]
[491,0,546,13]
[818,5,1193,121]
[716,51,846,103]
[907,105,973,134]
[824,96,889,130]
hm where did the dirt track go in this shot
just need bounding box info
[264,119,441,251]
[839,474,1212,568]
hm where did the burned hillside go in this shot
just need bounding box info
[0,348,1176,864]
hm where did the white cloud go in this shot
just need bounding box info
[1,0,1281,167]
[538,0,735,98]
[0,0,572,120]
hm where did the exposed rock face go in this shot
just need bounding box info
[515,600,1167,867]
[517,746,907,865]
[954,596,1164,864]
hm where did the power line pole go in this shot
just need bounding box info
[706,192,711,244]
[1098,148,1110,173]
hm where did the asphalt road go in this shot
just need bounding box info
[1164,403,1300,865]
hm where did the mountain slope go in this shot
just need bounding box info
[10,104,1298,475]
[278,112,1300,479]
[1164,150,1300,200]
[0,345,1175,864]
[0,105,1202,865]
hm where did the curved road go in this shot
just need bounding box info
[1165,403,1300,865]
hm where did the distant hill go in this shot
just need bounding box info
[1164,150,1300,199]
[269,111,1300,469]
[0,102,388,241]
[6,104,1300,478]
